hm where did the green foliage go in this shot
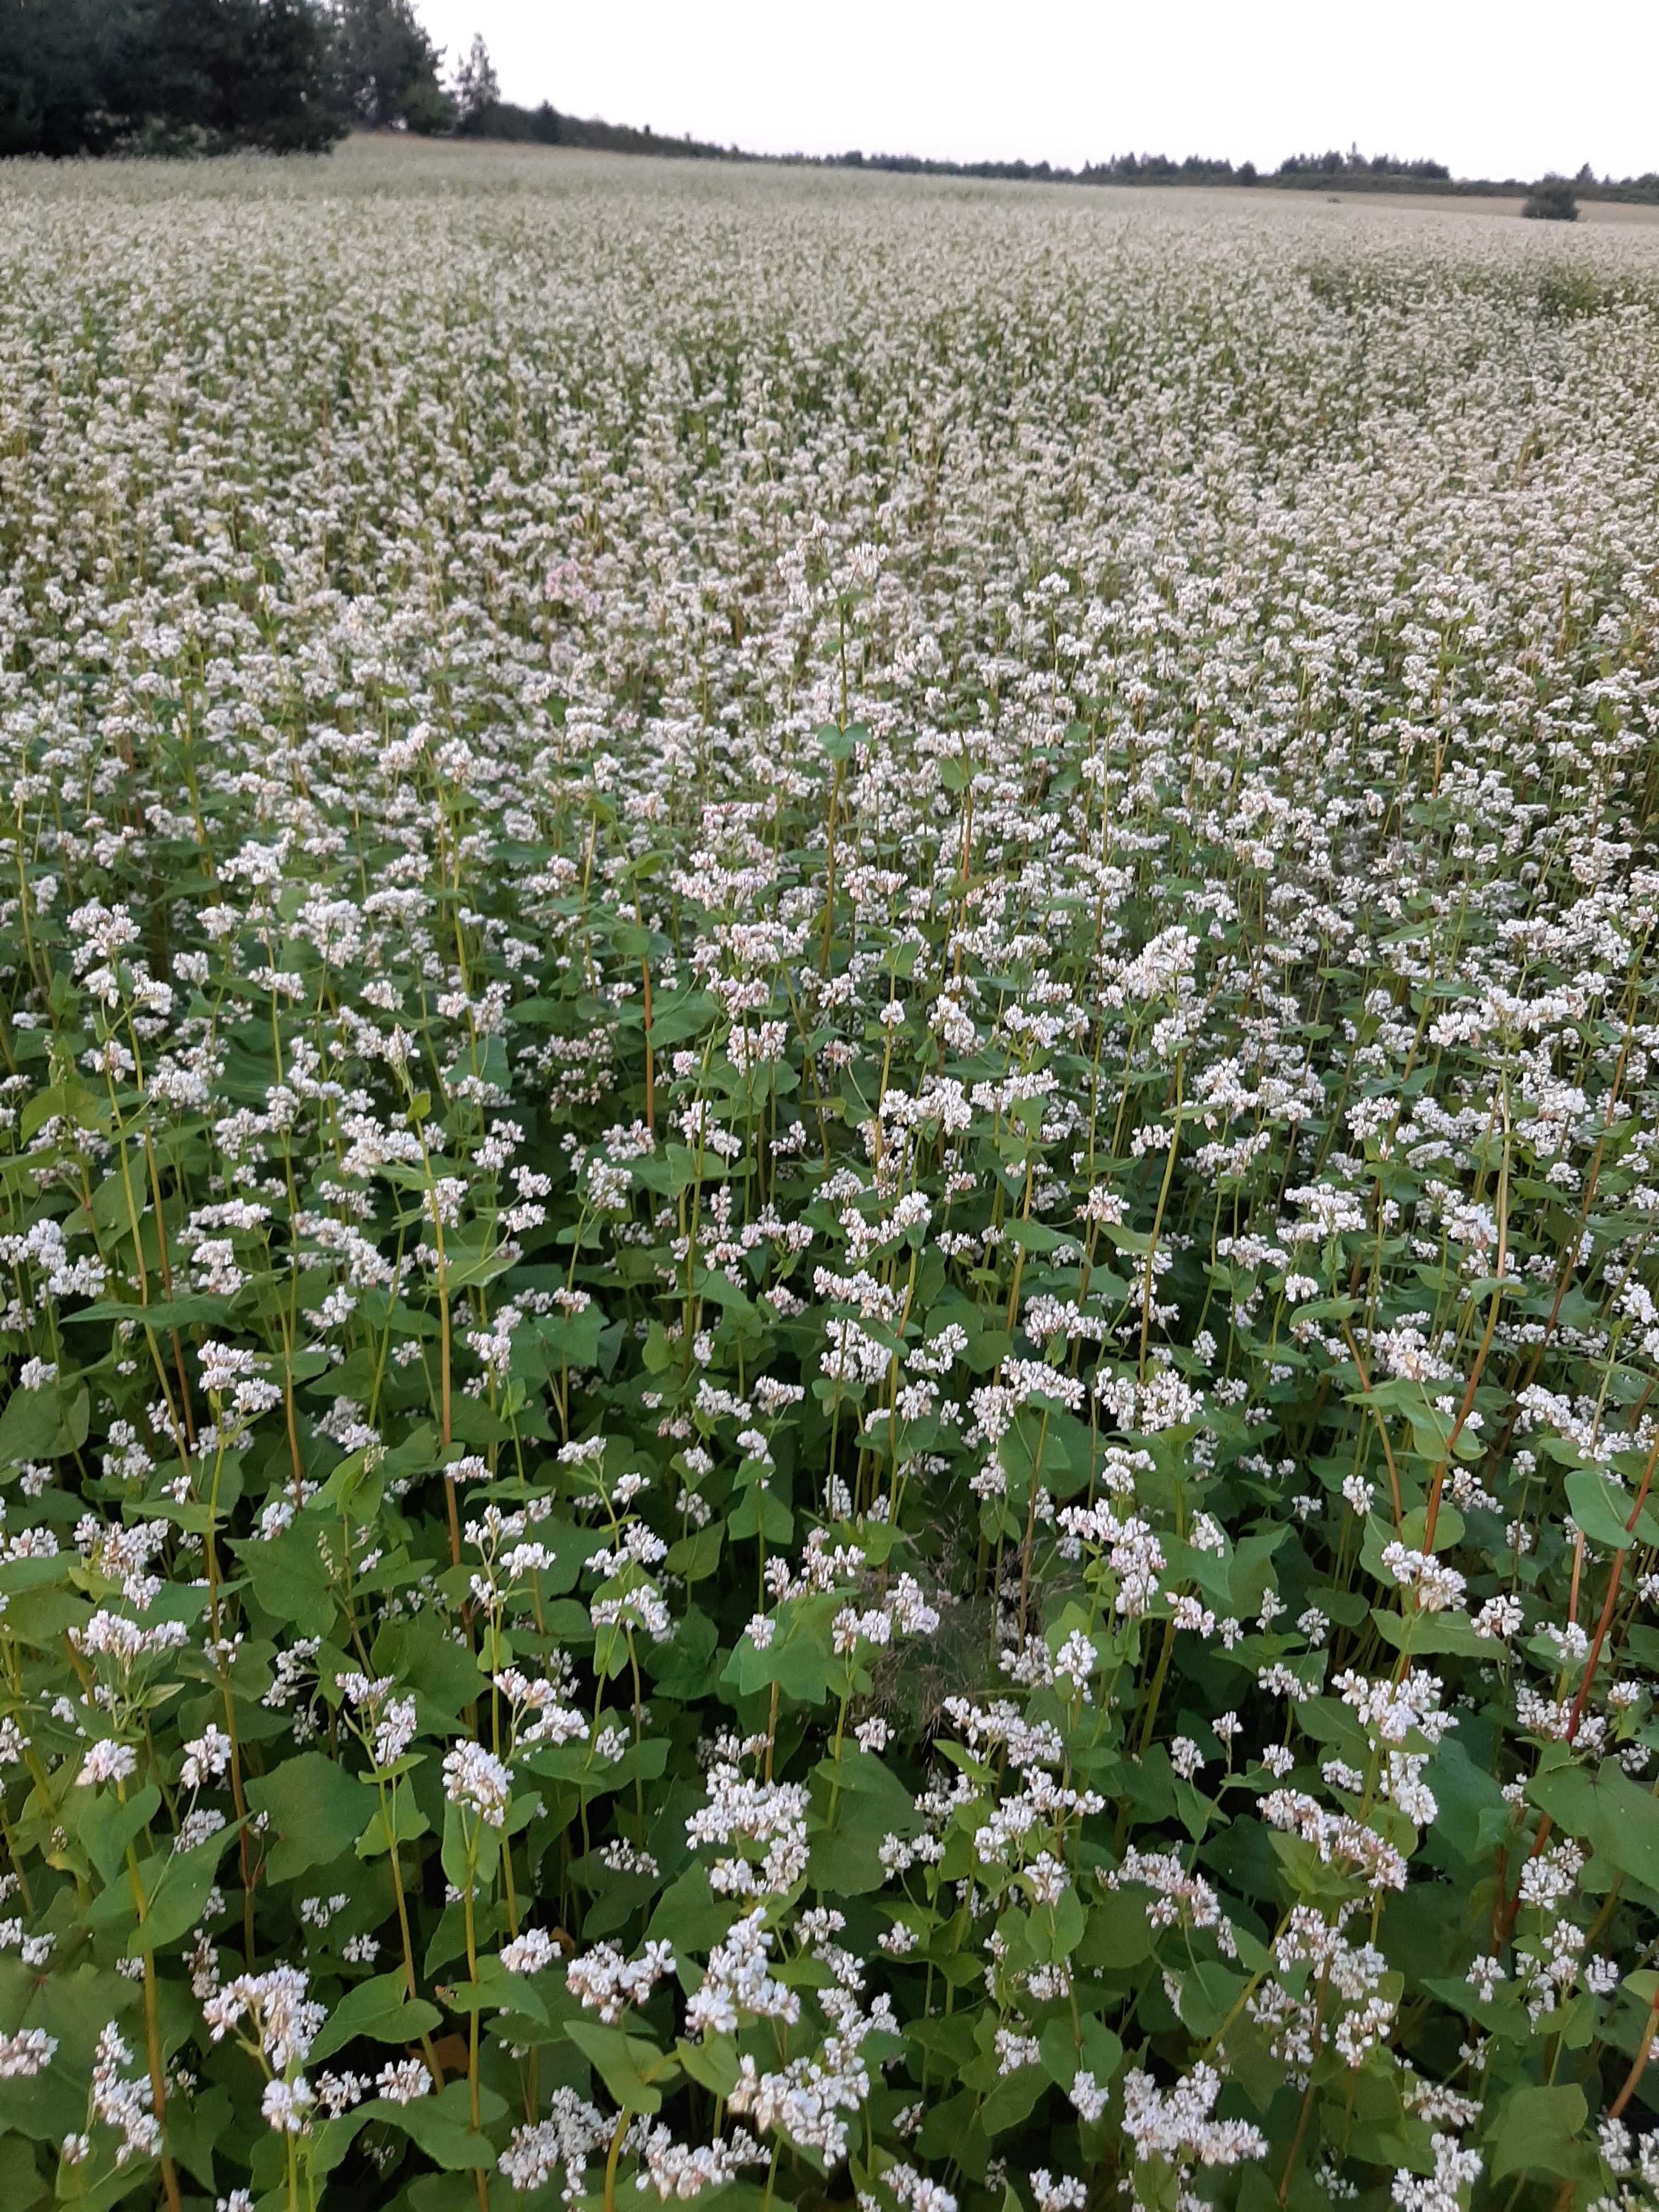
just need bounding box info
[0,141,1657,2212]
[447,32,498,139]
[0,0,343,157]
[329,0,446,133]
[1522,176,1580,222]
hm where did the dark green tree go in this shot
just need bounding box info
[234,0,343,149]
[0,0,341,155]
[0,0,136,156]
[129,0,341,152]
[449,31,499,135]
[328,0,448,132]
[1522,175,1579,222]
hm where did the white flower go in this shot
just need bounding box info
[442,1741,514,1829]
[566,1938,675,2024]
[261,2077,315,2134]
[375,2058,433,2104]
[500,1927,558,1976]
[77,1740,138,1788]
[1069,2070,1107,2123]
[0,2027,57,2078]
[498,2089,608,2192]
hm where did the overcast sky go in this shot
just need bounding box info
[413,0,1657,181]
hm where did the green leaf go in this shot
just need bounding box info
[565,2019,676,2114]
[167,2085,230,2194]
[1426,1734,1509,1866]
[1001,1214,1064,1254]
[441,1797,501,1895]
[978,2060,1046,2137]
[726,1482,793,1545]
[356,1785,431,1860]
[647,1864,730,1953]
[309,1968,443,2062]
[1175,1960,1246,2040]
[1528,1756,1659,1893]
[1487,2083,1588,2180]
[232,1522,335,1638]
[374,2080,499,2169]
[1039,2013,1122,2093]
[675,2034,740,2096]
[77,1783,160,1888]
[377,1611,486,1724]
[247,1751,372,1880]
[20,1080,100,1143]
[0,2125,48,2208]
[723,1599,837,1706]
[808,1751,924,1893]
[665,1523,724,1582]
[437,1954,548,2025]
[1032,1884,1086,1962]
[1075,1885,1154,1971]
[67,1295,230,1330]
[129,1830,234,1955]
[0,1383,86,1464]
[1565,1466,1638,1550]
[1371,1604,1486,1658]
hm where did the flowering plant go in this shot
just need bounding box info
[1,139,1658,2212]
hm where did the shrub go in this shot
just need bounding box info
[1522,175,1579,221]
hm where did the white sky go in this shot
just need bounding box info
[414,0,1658,182]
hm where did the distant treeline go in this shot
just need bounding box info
[814,147,1451,188]
[448,120,1659,207]
[3,1,1657,210]
[470,101,753,165]
[805,146,1659,205]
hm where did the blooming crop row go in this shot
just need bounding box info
[2,140,1659,2212]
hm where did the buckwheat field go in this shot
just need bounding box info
[5,138,1659,2212]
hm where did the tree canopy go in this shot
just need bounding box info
[331,0,447,135]
[0,0,459,156]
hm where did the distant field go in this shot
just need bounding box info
[1120,180,1659,223]
[3,135,1659,2212]
[10,131,1659,221]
